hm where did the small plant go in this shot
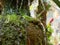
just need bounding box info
[0,14,26,45]
[46,24,53,45]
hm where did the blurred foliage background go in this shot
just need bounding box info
[0,0,60,45]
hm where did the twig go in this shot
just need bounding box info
[28,0,30,7]
[38,0,45,17]
[40,20,46,45]
[20,0,23,10]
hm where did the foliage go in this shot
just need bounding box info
[0,0,54,45]
[0,14,27,45]
[46,24,53,45]
[0,13,46,45]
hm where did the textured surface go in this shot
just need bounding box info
[53,0,60,7]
